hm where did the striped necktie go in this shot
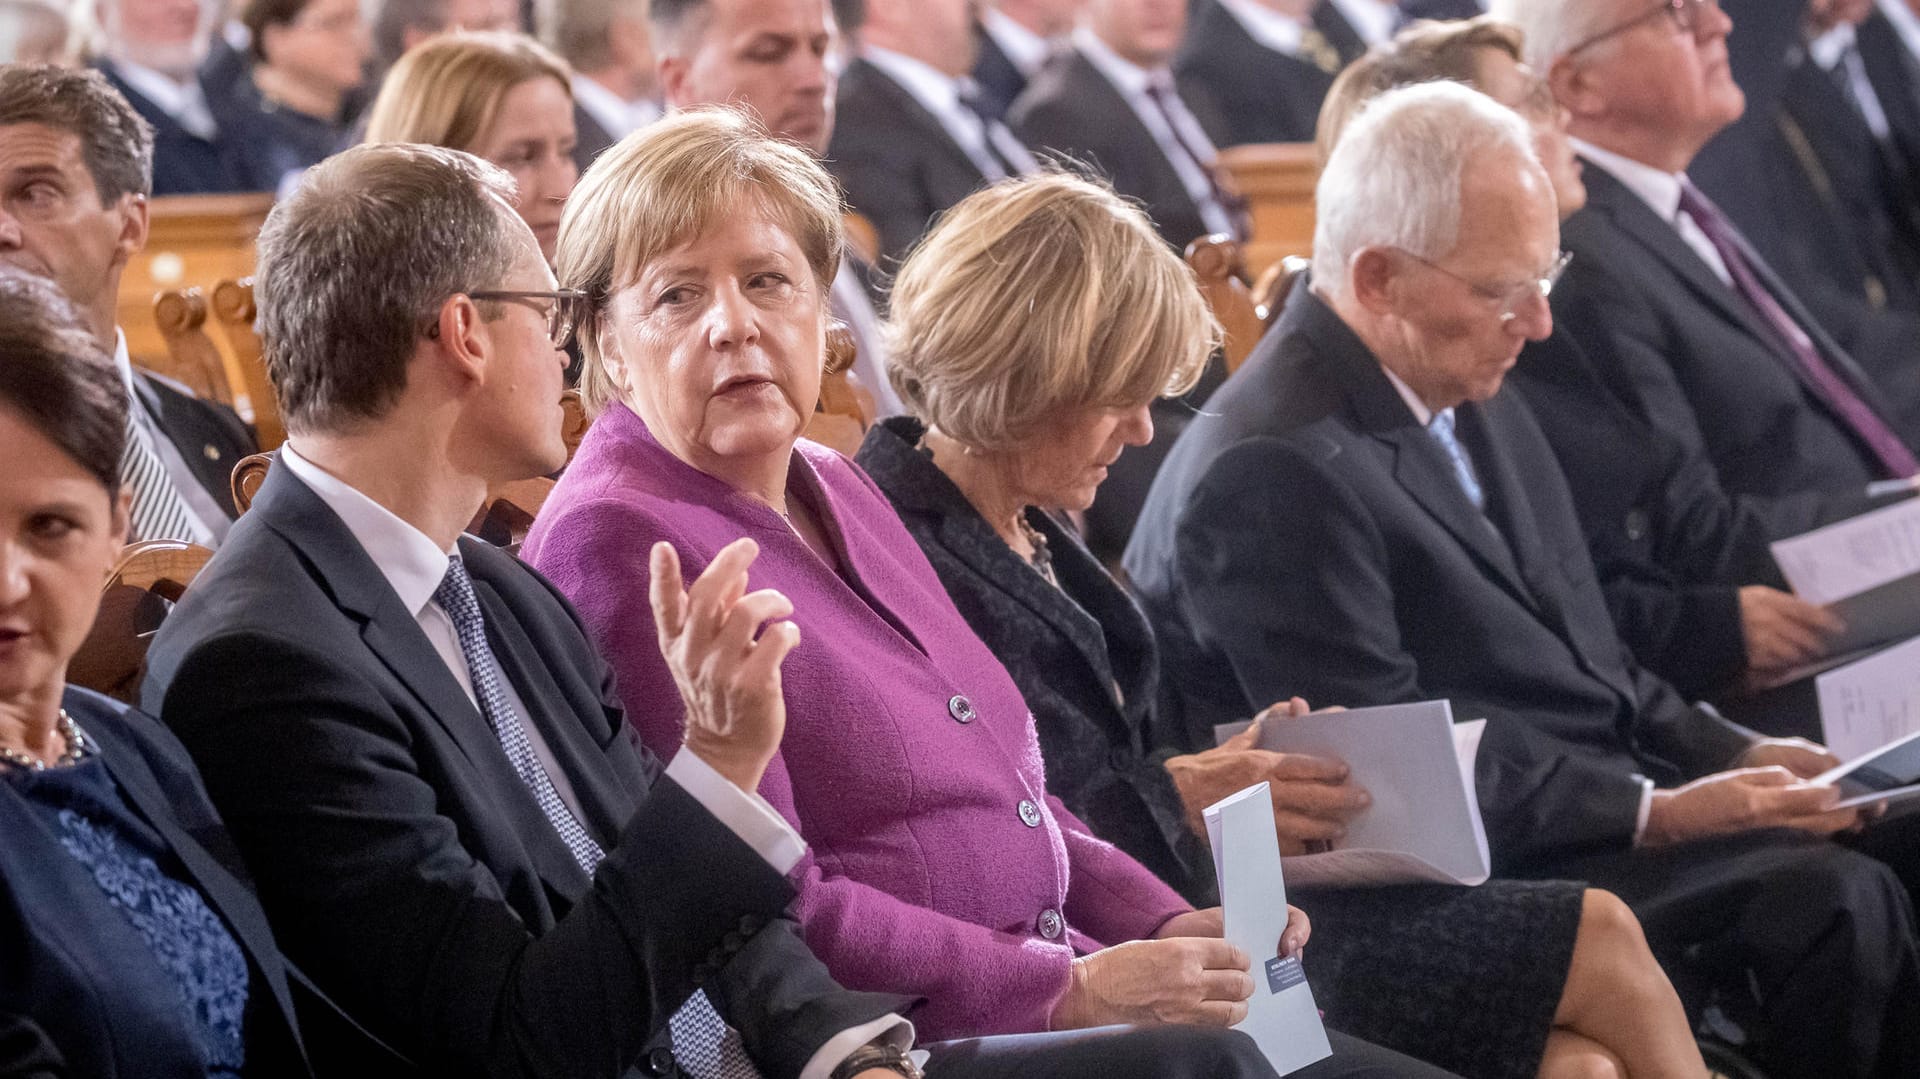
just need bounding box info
[120,415,202,543]
[434,556,761,1079]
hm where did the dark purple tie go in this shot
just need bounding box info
[1143,75,1250,242]
[1676,178,1919,478]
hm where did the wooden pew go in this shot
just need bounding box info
[149,287,235,405]
[806,325,875,457]
[1185,235,1266,374]
[68,540,215,704]
[210,277,286,449]
[1218,143,1320,277]
[119,193,274,395]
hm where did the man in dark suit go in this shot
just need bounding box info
[1312,0,1388,63]
[1176,0,1342,147]
[549,0,661,173]
[1010,0,1247,251]
[141,141,1293,1079]
[0,64,256,547]
[1493,0,1920,505]
[89,0,256,192]
[826,0,1039,265]
[1126,80,1920,1078]
[971,0,1080,121]
[1399,0,1484,18]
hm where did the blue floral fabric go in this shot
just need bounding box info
[9,758,249,1077]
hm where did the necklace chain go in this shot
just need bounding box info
[0,710,95,772]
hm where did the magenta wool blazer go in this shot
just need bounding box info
[523,403,1189,1039]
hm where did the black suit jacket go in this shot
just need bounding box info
[1175,0,1336,148]
[136,368,258,522]
[140,467,906,1078]
[1554,162,1909,503]
[0,688,309,1078]
[1311,1,1369,67]
[826,58,994,266]
[1009,48,1211,249]
[855,418,1214,906]
[1859,7,1920,208]
[970,24,1027,123]
[1122,285,1759,874]
[571,102,617,175]
[1397,0,1483,19]
[97,63,251,195]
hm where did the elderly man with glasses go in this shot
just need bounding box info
[1125,75,1920,1079]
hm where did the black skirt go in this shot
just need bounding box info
[1296,878,1586,1079]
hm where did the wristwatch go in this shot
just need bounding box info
[830,1041,924,1079]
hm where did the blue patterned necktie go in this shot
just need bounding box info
[433,556,760,1079]
[1427,409,1485,510]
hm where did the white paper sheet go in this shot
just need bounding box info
[1773,497,1920,604]
[1204,783,1333,1076]
[1214,703,1491,887]
[1815,636,1920,762]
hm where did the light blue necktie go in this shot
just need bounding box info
[434,556,760,1079]
[1427,409,1485,510]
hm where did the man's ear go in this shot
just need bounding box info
[431,293,491,386]
[1347,247,1399,315]
[1547,54,1601,124]
[112,193,149,269]
[657,53,690,110]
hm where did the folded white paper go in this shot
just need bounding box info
[1772,499,1920,653]
[1815,635,1920,762]
[1215,702,1490,887]
[1205,782,1332,1076]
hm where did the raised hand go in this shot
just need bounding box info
[649,537,800,794]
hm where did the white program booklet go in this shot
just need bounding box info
[1771,498,1920,654]
[1813,636,1920,808]
[1205,782,1333,1076]
[1215,701,1491,888]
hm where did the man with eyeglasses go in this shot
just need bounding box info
[1126,78,1920,1079]
[1494,0,1920,540]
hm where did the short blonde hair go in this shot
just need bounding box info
[1316,17,1526,164]
[556,106,845,415]
[363,31,572,152]
[884,172,1218,447]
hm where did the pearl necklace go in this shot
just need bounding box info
[0,710,95,772]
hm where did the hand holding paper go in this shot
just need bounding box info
[1642,767,1859,847]
[1050,936,1258,1029]
[1166,711,1371,854]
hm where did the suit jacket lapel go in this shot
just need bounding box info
[853,59,990,186]
[1063,51,1206,230]
[253,469,589,894]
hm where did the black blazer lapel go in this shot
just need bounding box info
[251,469,590,895]
[1311,0,1368,66]
[1058,51,1207,238]
[849,58,990,187]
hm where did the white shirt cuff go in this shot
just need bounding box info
[665,749,807,874]
[797,1015,917,1079]
[1630,775,1656,847]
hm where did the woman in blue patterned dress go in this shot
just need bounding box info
[0,267,312,1078]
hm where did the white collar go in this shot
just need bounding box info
[1879,0,1920,62]
[1216,0,1308,56]
[1072,25,1168,98]
[111,329,139,403]
[1809,22,1858,70]
[1571,136,1688,224]
[862,45,967,115]
[278,444,459,619]
[981,8,1054,76]
[108,59,218,139]
[570,74,660,139]
[1326,0,1399,46]
[1377,360,1439,427]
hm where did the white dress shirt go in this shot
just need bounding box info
[1073,28,1236,237]
[114,331,228,547]
[831,262,906,419]
[108,59,220,140]
[1809,23,1894,140]
[980,7,1054,76]
[571,74,663,141]
[1327,0,1399,46]
[861,45,1039,180]
[1217,0,1309,55]
[1572,138,1733,287]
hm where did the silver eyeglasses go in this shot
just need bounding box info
[1398,249,1573,324]
[1565,0,1717,56]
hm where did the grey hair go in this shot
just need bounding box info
[255,142,523,433]
[1312,80,1541,300]
[1487,0,1616,69]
